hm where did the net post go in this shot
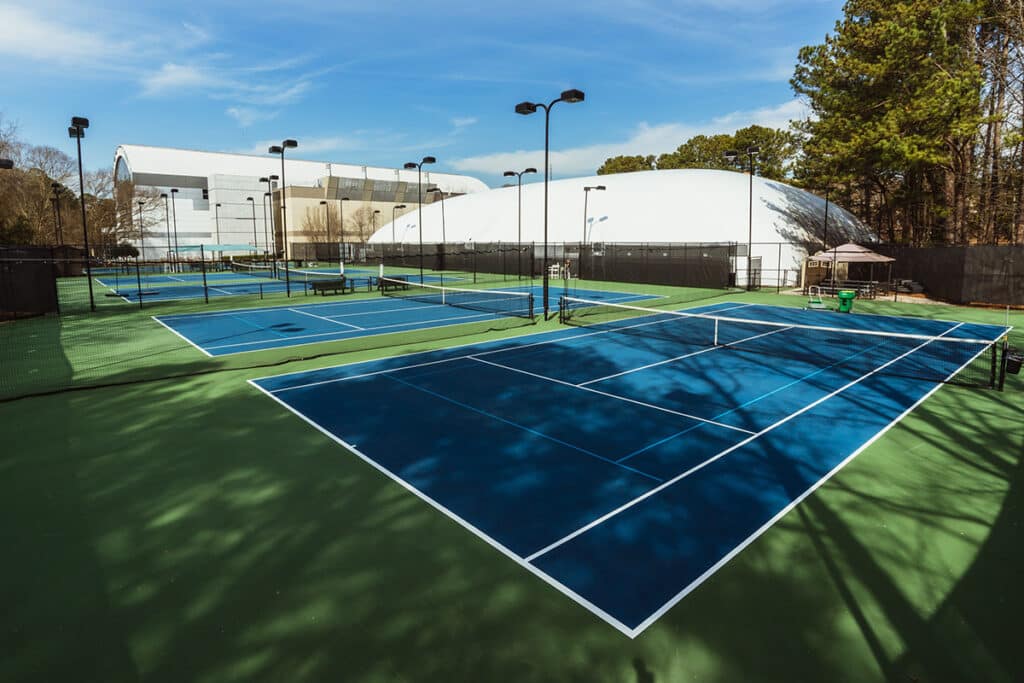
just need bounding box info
[135,255,143,309]
[990,340,998,388]
[998,339,1008,391]
[529,292,535,320]
[200,245,209,304]
[714,318,719,346]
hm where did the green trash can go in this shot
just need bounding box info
[837,289,857,313]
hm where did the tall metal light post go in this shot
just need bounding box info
[391,204,407,242]
[581,185,605,245]
[403,156,436,282]
[268,142,296,295]
[68,116,95,310]
[502,168,537,279]
[724,145,760,290]
[372,209,380,237]
[268,141,297,265]
[169,188,180,272]
[319,199,332,248]
[136,199,145,260]
[247,197,257,257]
[214,202,222,257]
[51,182,64,246]
[261,175,279,256]
[430,187,448,244]
[514,88,585,318]
[339,197,350,263]
[160,193,170,268]
[261,193,270,259]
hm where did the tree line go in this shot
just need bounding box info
[0,115,118,250]
[599,0,1024,246]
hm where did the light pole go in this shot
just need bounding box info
[430,186,448,244]
[169,188,180,272]
[261,175,279,256]
[160,193,170,267]
[582,185,605,246]
[319,200,332,258]
[339,197,350,263]
[502,168,537,279]
[391,204,407,242]
[247,197,257,258]
[261,193,270,259]
[514,88,585,318]
[403,156,436,283]
[724,145,760,290]
[372,209,381,238]
[136,199,145,260]
[269,141,297,298]
[51,182,64,246]
[214,202,222,250]
[68,116,95,310]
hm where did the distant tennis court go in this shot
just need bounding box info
[154,282,653,356]
[249,301,1009,637]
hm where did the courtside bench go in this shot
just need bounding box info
[378,276,410,292]
[310,278,355,295]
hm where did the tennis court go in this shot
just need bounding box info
[154,283,652,356]
[249,300,1010,637]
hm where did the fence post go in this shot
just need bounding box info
[200,245,209,304]
[135,255,143,309]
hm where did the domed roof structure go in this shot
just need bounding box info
[372,167,868,251]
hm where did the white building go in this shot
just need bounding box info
[371,169,870,287]
[113,144,488,260]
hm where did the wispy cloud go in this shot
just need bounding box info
[452,116,478,130]
[226,107,279,127]
[0,4,124,68]
[450,99,809,177]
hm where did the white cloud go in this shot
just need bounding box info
[452,116,478,130]
[141,63,224,96]
[238,136,363,155]
[0,5,120,66]
[226,107,278,127]
[450,99,809,177]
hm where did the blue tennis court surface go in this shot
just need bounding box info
[154,286,652,356]
[249,302,1008,636]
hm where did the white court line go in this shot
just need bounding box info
[289,307,365,330]
[578,324,792,386]
[203,310,496,353]
[469,356,754,436]
[267,302,754,393]
[150,315,214,357]
[245,378,640,638]
[523,322,966,564]
[155,294,398,320]
[324,302,443,319]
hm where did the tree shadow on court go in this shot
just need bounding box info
[1,333,1022,682]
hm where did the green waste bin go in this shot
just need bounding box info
[837,289,857,313]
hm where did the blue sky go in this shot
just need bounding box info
[1,0,843,187]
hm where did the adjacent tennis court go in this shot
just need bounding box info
[249,301,1010,637]
[154,283,653,356]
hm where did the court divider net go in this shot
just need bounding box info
[380,277,534,319]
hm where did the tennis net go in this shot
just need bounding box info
[381,276,534,319]
[229,262,275,278]
[559,295,1011,389]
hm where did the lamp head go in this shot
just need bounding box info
[137,199,144,205]
[559,89,584,103]
[68,127,83,139]
[170,188,178,194]
[247,197,254,201]
[282,139,298,148]
[524,167,537,174]
[596,185,606,190]
[746,145,760,155]
[422,156,436,165]
[503,171,515,177]
[70,116,90,129]
[341,196,350,201]
[268,145,283,154]
[259,176,268,183]
[216,203,221,207]
[403,162,417,170]
[0,158,13,169]
[514,101,538,115]
[724,150,738,161]
[51,181,60,189]
[264,192,270,197]
[160,193,167,198]
[269,174,279,180]
[320,200,327,205]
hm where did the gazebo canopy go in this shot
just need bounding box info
[810,243,894,263]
